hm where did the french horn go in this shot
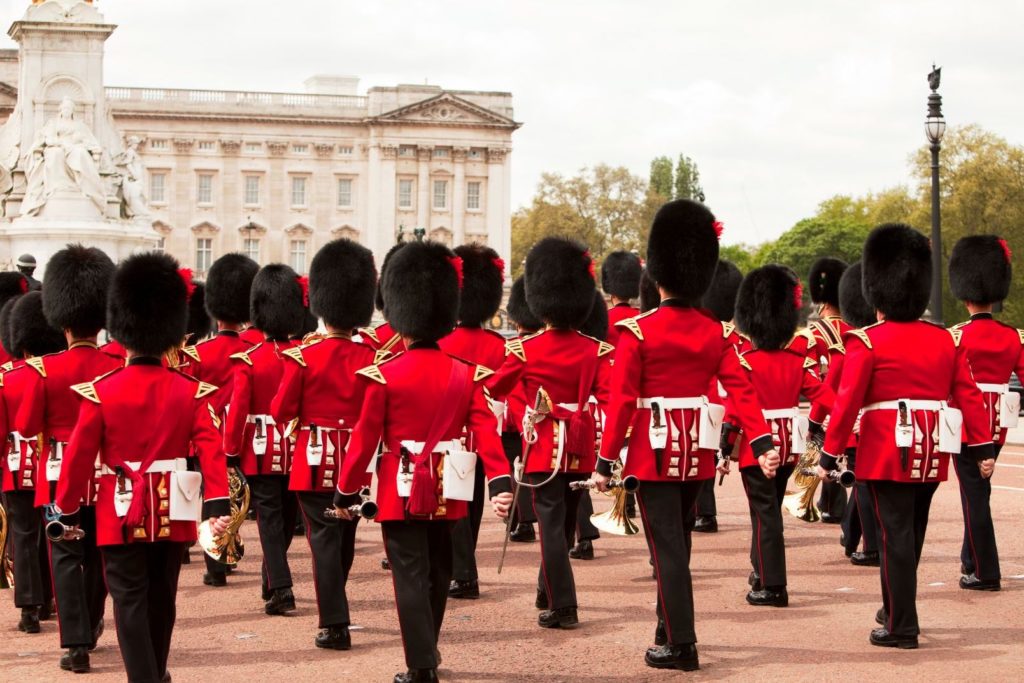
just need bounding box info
[199,466,250,567]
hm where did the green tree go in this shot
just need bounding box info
[755,217,872,295]
[719,243,759,274]
[674,154,704,201]
[649,156,674,199]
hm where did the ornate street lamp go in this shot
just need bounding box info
[925,65,946,324]
[413,227,426,242]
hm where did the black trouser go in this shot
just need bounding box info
[575,493,600,543]
[50,506,106,648]
[451,466,486,582]
[102,541,184,683]
[201,499,227,579]
[741,464,794,588]
[503,432,535,525]
[954,442,1002,580]
[528,472,584,610]
[297,492,358,628]
[868,480,938,638]
[636,480,702,645]
[4,490,46,608]
[382,520,453,670]
[249,474,297,592]
[696,479,717,518]
[840,448,879,555]
[817,477,847,519]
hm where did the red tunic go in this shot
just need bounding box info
[16,343,124,507]
[100,340,126,360]
[439,326,507,371]
[358,322,407,355]
[596,304,773,481]
[178,331,251,418]
[822,321,993,482]
[223,340,297,476]
[240,327,264,347]
[336,345,512,522]
[271,335,376,493]
[809,316,851,378]
[606,303,640,348]
[2,362,41,493]
[54,359,230,546]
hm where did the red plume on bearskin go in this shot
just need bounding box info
[447,256,464,289]
[999,238,1012,264]
[492,257,505,277]
[793,281,803,310]
[713,221,724,240]
[178,268,195,302]
[296,276,310,308]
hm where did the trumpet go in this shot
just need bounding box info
[801,467,855,488]
[199,466,250,567]
[569,475,640,492]
[325,491,378,520]
[46,519,85,542]
[0,502,12,589]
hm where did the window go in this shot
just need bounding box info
[243,238,260,263]
[244,175,261,205]
[291,176,307,206]
[198,140,215,151]
[433,148,449,159]
[150,139,168,150]
[292,144,308,154]
[289,240,307,273]
[432,180,448,209]
[197,174,213,204]
[337,178,353,208]
[398,179,414,209]
[245,142,262,153]
[150,172,167,203]
[399,146,415,157]
[196,238,213,274]
[467,181,481,210]
[339,146,354,156]
[468,149,482,160]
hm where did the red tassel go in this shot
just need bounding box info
[566,409,596,460]
[793,282,803,310]
[406,457,439,516]
[583,251,596,280]
[123,472,150,528]
[296,276,310,307]
[492,257,505,277]
[18,276,28,294]
[178,269,195,302]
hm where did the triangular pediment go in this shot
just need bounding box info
[372,93,518,129]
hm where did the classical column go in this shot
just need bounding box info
[486,147,510,262]
[416,145,432,232]
[379,144,398,254]
[365,141,383,260]
[452,147,467,245]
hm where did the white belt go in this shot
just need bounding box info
[100,458,187,476]
[862,400,945,412]
[978,383,1010,394]
[763,407,800,420]
[300,424,349,432]
[396,439,462,456]
[12,432,33,447]
[637,397,706,410]
[556,403,579,412]
[246,415,276,425]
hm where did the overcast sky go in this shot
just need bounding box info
[3,0,1021,246]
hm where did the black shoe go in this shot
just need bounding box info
[59,647,90,673]
[875,608,887,626]
[568,540,594,560]
[448,579,480,599]
[203,572,227,587]
[381,557,391,571]
[746,587,789,607]
[510,522,536,542]
[315,626,351,650]
[161,671,172,683]
[538,606,578,629]
[693,516,718,533]
[39,598,55,620]
[535,587,548,610]
[224,566,234,575]
[839,534,846,547]
[869,628,918,649]
[18,607,40,633]
[820,513,841,525]
[265,587,296,615]
[393,669,438,683]
[960,573,1001,591]
[654,619,667,646]
[90,618,104,651]
[851,551,880,567]
[748,570,762,591]
[960,563,970,576]
[644,643,699,671]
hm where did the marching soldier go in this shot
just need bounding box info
[51,252,231,683]
[16,254,42,292]
[947,235,1020,591]
[488,237,612,630]
[271,239,378,650]
[601,250,642,348]
[178,252,259,587]
[16,246,122,672]
[224,265,306,615]
[333,240,513,683]
[359,243,408,356]
[0,273,29,366]
[593,200,780,671]
[818,224,994,649]
[2,291,65,633]
[807,257,849,524]
[440,244,507,600]
[724,265,834,607]
[694,259,743,534]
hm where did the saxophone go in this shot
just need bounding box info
[198,466,250,566]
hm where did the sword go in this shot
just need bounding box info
[497,387,551,574]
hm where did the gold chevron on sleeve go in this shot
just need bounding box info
[25,356,46,377]
[848,328,873,349]
[180,345,201,363]
[473,365,495,382]
[598,341,615,357]
[229,351,253,366]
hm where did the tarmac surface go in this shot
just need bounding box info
[3,448,1023,682]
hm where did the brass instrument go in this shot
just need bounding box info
[575,468,642,536]
[46,519,85,542]
[199,467,250,567]
[782,444,824,522]
[0,502,12,589]
[325,490,378,520]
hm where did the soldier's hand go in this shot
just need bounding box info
[491,492,513,519]
[591,472,612,492]
[716,459,730,476]
[333,506,354,521]
[208,515,232,536]
[979,458,996,479]
[759,449,780,479]
[815,465,829,481]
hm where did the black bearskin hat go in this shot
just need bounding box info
[838,261,875,329]
[376,242,407,312]
[862,224,931,322]
[601,251,642,300]
[578,290,609,341]
[205,253,259,324]
[186,281,213,342]
[108,252,189,357]
[524,237,596,329]
[949,235,1013,305]
[0,272,29,311]
[639,268,660,313]
[309,239,377,330]
[507,275,542,333]
[0,295,22,357]
[41,244,115,338]
[808,257,847,306]
[646,199,720,304]
[735,265,802,351]
[454,244,504,327]
[12,291,66,357]
[381,240,461,343]
[702,260,743,322]
[250,264,306,340]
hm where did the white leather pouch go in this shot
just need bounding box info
[7,437,20,473]
[791,416,809,454]
[113,477,133,518]
[699,402,726,451]
[169,470,203,522]
[939,406,963,454]
[1000,391,1020,429]
[442,450,478,502]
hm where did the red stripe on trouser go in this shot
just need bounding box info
[45,531,64,644]
[531,486,554,606]
[637,490,673,644]
[952,456,981,577]
[741,475,765,583]
[380,527,410,662]
[297,499,323,624]
[869,484,895,632]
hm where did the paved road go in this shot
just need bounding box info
[2,452,1023,682]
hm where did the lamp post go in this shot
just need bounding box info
[925,65,946,324]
